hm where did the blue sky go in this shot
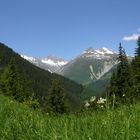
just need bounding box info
[0,0,140,60]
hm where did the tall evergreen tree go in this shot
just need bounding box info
[108,43,131,103]
[46,76,69,114]
[0,58,34,102]
[107,71,117,97]
[135,36,140,56]
[117,43,131,97]
[131,36,140,99]
[0,58,18,97]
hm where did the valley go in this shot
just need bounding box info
[21,47,132,97]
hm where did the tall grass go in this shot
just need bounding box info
[0,94,140,140]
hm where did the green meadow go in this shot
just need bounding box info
[0,94,140,140]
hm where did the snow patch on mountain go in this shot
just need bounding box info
[81,47,116,59]
[41,55,67,66]
[95,50,105,55]
[41,58,67,66]
[102,47,114,54]
[21,55,37,63]
[21,55,67,67]
[21,54,67,73]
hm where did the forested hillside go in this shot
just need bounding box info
[0,43,83,110]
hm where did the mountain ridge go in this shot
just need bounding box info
[20,47,132,97]
[21,47,117,74]
[21,54,67,73]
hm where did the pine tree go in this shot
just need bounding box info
[135,36,140,56]
[0,58,34,102]
[131,36,140,99]
[117,43,131,97]
[107,72,117,97]
[108,43,132,104]
[46,76,69,114]
[0,58,18,97]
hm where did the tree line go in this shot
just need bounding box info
[108,36,140,105]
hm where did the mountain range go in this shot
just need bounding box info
[0,42,133,100]
[21,55,67,73]
[21,47,130,98]
[21,47,117,76]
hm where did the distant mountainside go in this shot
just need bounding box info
[0,43,83,109]
[21,55,67,73]
[58,47,118,84]
[57,47,119,98]
[82,64,118,98]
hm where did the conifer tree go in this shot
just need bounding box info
[108,43,131,103]
[135,36,140,56]
[0,58,34,102]
[131,36,140,99]
[0,58,18,97]
[117,43,131,97]
[46,76,69,114]
[107,72,117,97]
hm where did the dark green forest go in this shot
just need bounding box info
[0,43,83,112]
[108,37,140,105]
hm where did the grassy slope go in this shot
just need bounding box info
[0,94,140,140]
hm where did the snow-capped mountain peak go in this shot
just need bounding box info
[21,54,67,73]
[83,47,94,54]
[81,47,116,59]
[98,47,114,54]
[41,55,67,66]
[21,55,37,63]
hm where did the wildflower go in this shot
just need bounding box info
[101,105,104,108]
[46,113,49,115]
[90,96,96,102]
[97,97,106,104]
[88,137,92,140]
[84,102,90,107]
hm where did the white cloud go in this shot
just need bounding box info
[122,27,140,41]
[123,34,140,41]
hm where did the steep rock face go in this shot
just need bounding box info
[58,47,118,85]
